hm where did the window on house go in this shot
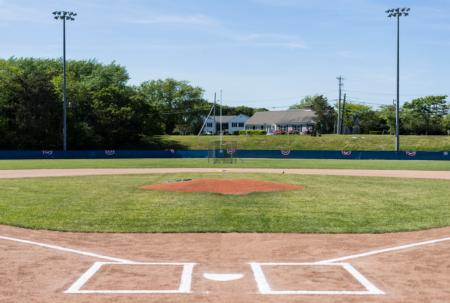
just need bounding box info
[206,123,212,127]
[238,123,244,127]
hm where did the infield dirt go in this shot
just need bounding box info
[1,225,449,303]
[141,179,305,195]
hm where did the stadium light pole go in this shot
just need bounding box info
[53,11,76,151]
[385,7,410,152]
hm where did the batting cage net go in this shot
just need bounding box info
[208,141,238,164]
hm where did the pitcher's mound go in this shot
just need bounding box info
[141,179,304,195]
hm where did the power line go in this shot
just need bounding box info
[344,89,449,97]
[225,91,338,105]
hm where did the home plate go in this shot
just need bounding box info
[203,273,244,282]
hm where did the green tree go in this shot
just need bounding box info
[402,96,449,135]
[290,95,336,134]
[138,79,207,135]
[0,58,165,149]
[221,105,267,117]
[442,114,450,135]
[0,58,61,149]
[344,103,381,134]
[378,104,396,135]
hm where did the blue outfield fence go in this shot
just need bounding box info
[0,149,449,160]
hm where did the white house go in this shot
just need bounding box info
[245,110,316,134]
[202,114,249,134]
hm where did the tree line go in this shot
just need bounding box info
[290,95,449,136]
[0,58,448,150]
[0,58,264,149]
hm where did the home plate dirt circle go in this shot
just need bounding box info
[141,179,305,195]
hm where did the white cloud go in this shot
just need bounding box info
[123,11,307,50]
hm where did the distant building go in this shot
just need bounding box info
[245,110,316,134]
[202,114,249,134]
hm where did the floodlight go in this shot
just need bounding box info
[384,7,411,152]
[51,10,77,151]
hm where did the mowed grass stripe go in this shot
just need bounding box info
[0,173,448,233]
[0,158,450,171]
[163,134,450,151]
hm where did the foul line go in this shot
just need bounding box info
[316,236,450,264]
[0,235,133,263]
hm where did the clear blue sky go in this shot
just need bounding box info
[1,0,449,109]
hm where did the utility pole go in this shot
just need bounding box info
[53,11,76,151]
[386,7,410,152]
[213,92,217,134]
[219,90,223,146]
[336,76,344,134]
[341,93,346,135]
[392,99,396,135]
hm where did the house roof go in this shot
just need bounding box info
[207,115,248,123]
[246,110,316,125]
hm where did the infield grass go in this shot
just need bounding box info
[0,173,448,233]
[1,158,450,170]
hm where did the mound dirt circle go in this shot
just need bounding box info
[141,179,304,195]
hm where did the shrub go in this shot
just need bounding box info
[239,130,267,135]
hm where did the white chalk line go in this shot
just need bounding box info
[0,235,133,263]
[249,262,384,295]
[65,262,104,293]
[249,236,450,296]
[0,235,196,294]
[2,234,450,296]
[65,262,196,294]
[316,236,450,264]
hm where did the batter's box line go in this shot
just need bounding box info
[249,262,385,295]
[65,262,196,294]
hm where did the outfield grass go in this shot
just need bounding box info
[163,134,450,151]
[0,173,448,233]
[0,158,449,171]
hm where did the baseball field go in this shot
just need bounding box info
[1,158,449,303]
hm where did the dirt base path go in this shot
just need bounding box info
[1,168,450,179]
[1,225,449,303]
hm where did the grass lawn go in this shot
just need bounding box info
[0,158,449,171]
[0,173,448,233]
[162,134,450,151]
